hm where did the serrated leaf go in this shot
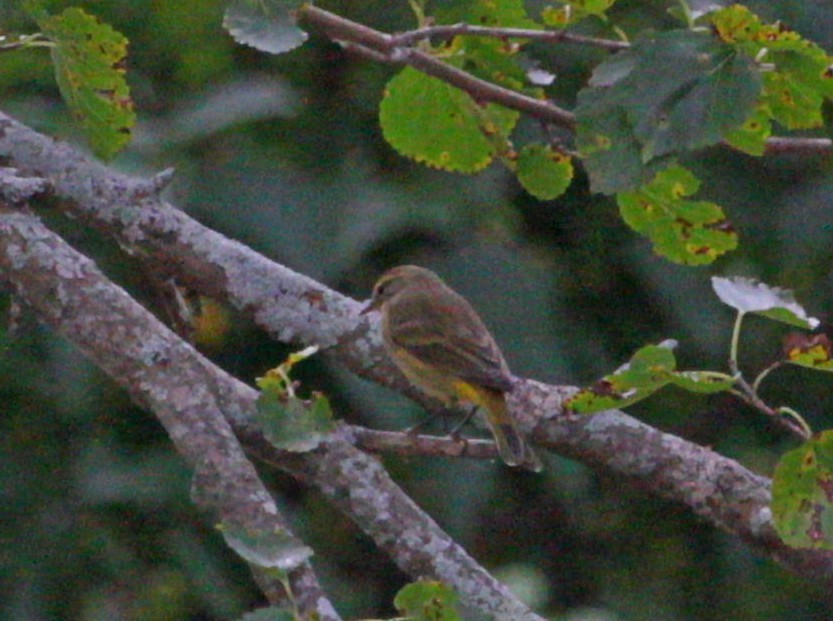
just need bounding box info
[223,0,307,55]
[380,67,518,173]
[221,522,313,571]
[772,431,833,549]
[239,607,294,621]
[783,333,833,372]
[394,580,462,621]
[711,276,819,329]
[617,165,737,265]
[515,144,573,200]
[39,8,135,160]
[256,385,335,452]
[576,30,759,192]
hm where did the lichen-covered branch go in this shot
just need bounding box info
[0,205,545,621]
[0,205,341,621]
[1,111,833,583]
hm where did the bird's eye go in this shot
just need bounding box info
[375,282,387,296]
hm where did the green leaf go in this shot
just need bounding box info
[542,0,617,28]
[569,341,735,413]
[723,106,771,155]
[762,70,824,129]
[239,607,294,621]
[454,37,528,91]
[783,333,833,372]
[772,431,833,549]
[394,580,462,621]
[617,165,738,265]
[576,29,761,193]
[580,29,760,163]
[39,8,135,160]
[574,101,662,194]
[711,276,820,329]
[568,342,678,413]
[442,0,543,98]
[515,144,573,200]
[223,0,307,55]
[220,522,313,571]
[467,0,541,30]
[380,67,518,173]
[256,378,335,452]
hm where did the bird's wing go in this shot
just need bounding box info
[387,290,513,392]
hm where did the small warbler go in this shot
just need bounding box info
[362,265,541,471]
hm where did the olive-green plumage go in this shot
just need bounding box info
[362,265,541,471]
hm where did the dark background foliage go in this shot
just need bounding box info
[2,0,833,619]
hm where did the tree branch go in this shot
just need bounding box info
[1,111,832,583]
[300,5,577,128]
[298,5,833,154]
[0,208,341,619]
[0,206,544,621]
[350,427,501,460]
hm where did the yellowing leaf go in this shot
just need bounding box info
[783,333,833,371]
[617,166,737,265]
[773,431,833,549]
[515,144,573,200]
[39,8,135,160]
[394,580,462,621]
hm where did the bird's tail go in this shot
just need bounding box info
[473,386,542,472]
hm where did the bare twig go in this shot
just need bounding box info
[349,426,500,460]
[763,136,833,155]
[389,22,630,51]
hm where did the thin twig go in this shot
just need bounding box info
[764,136,833,155]
[732,373,810,441]
[349,426,500,460]
[389,23,630,51]
[301,5,576,128]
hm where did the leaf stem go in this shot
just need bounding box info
[729,311,744,376]
[0,33,54,52]
[777,407,813,439]
[752,361,783,393]
[406,0,427,27]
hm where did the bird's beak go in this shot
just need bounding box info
[360,298,379,315]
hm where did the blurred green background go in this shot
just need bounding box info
[2,0,833,619]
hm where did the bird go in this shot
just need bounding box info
[361,265,541,471]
